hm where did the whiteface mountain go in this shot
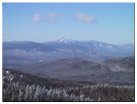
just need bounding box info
[3,38,134,68]
[3,38,135,85]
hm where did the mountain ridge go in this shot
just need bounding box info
[3,39,134,68]
[13,56,134,85]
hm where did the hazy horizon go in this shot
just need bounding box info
[3,3,134,44]
[2,38,134,45]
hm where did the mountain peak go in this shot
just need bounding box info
[58,37,75,43]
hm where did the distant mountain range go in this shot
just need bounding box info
[3,38,134,68]
[2,39,135,85]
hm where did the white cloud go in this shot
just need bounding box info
[45,13,62,23]
[75,12,96,23]
[33,14,41,22]
[33,13,62,23]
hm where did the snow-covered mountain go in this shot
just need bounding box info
[3,39,134,68]
[3,39,135,85]
[57,37,77,43]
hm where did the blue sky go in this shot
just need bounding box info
[3,3,134,44]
